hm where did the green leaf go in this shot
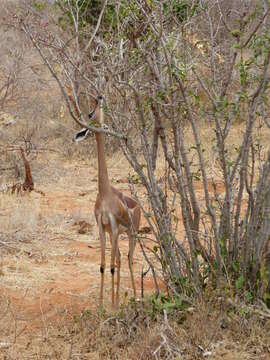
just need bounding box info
[235,275,244,291]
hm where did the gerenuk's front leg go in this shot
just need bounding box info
[98,215,106,307]
[109,214,119,308]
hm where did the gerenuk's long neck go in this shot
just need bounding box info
[95,131,110,197]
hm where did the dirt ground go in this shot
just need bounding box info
[0,153,163,352]
[1,122,269,359]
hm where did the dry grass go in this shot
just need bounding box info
[0,118,269,359]
[0,112,269,359]
[0,154,161,359]
[1,2,270,358]
[1,294,270,359]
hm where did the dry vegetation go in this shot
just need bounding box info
[1,0,270,359]
[1,293,270,359]
[1,122,269,359]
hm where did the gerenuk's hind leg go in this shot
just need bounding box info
[116,247,121,306]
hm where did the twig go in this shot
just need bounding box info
[20,21,126,140]
[153,333,167,359]
[242,8,270,48]
[141,265,150,303]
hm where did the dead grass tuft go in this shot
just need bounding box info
[1,294,270,359]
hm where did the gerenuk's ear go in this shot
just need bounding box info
[73,128,89,142]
